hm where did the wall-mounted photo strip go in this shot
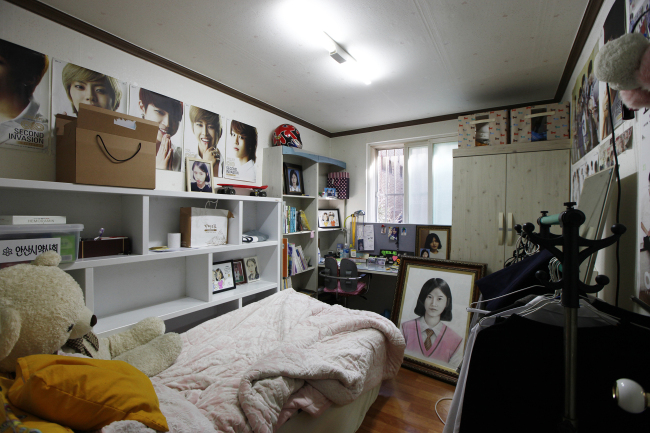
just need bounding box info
[571,43,600,164]
[129,86,184,171]
[52,59,128,119]
[184,105,225,177]
[212,260,236,294]
[0,39,51,153]
[186,157,214,193]
[225,119,258,183]
[233,259,247,285]
[244,256,261,283]
[600,0,626,140]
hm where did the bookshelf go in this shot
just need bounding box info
[263,147,346,293]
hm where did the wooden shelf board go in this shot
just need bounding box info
[453,139,571,158]
[288,266,315,277]
[282,195,316,199]
[319,228,343,232]
[94,281,277,336]
[283,231,313,236]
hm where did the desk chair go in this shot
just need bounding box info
[319,258,369,308]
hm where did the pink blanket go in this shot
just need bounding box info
[154,289,405,433]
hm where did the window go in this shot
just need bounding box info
[368,134,458,224]
[376,148,404,223]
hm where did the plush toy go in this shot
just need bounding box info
[595,32,650,109]
[0,252,182,377]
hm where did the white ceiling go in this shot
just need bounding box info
[38,0,589,134]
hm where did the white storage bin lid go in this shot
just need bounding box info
[0,224,84,234]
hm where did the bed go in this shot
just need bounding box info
[101,288,405,433]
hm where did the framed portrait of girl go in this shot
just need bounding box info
[283,163,304,195]
[212,260,236,294]
[186,157,214,193]
[391,256,485,384]
[243,256,261,283]
[415,225,451,260]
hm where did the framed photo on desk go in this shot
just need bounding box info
[391,256,485,384]
[415,225,451,260]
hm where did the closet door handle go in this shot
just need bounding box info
[498,212,505,246]
[506,213,514,246]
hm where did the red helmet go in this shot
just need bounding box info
[273,124,302,148]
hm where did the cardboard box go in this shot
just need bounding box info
[180,207,234,248]
[79,237,131,258]
[56,104,158,189]
[458,110,509,147]
[510,102,570,143]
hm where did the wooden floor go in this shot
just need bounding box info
[358,367,456,433]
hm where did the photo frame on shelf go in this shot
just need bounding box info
[415,225,452,260]
[244,256,261,282]
[233,259,247,285]
[186,157,215,193]
[212,260,236,294]
[391,257,485,384]
[317,209,341,229]
[283,163,304,195]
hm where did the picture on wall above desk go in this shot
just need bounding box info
[391,257,485,384]
[283,163,304,195]
[184,105,224,177]
[415,225,451,260]
[225,119,257,183]
[186,157,214,193]
[212,260,235,294]
[0,39,51,153]
[318,209,340,229]
[129,86,184,172]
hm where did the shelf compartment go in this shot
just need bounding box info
[94,280,277,336]
[60,241,279,270]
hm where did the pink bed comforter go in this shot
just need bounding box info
[152,288,405,433]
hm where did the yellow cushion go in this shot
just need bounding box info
[8,355,168,432]
[0,376,73,433]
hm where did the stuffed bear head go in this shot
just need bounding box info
[0,252,96,373]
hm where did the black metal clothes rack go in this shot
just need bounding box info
[521,202,626,432]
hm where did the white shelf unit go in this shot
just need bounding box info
[263,147,346,293]
[0,178,281,337]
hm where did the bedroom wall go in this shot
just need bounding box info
[0,1,331,191]
[330,119,458,215]
[562,0,641,313]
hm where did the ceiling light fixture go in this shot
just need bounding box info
[322,32,372,85]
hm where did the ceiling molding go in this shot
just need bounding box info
[6,0,333,138]
[330,99,556,138]
[8,0,602,139]
[554,0,604,101]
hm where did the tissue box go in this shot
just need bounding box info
[56,104,158,189]
[180,207,234,248]
[458,110,509,147]
[510,102,570,143]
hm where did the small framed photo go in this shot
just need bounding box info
[415,225,452,260]
[232,258,247,285]
[243,256,261,282]
[391,256,485,384]
[318,209,341,229]
[212,260,236,294]
[283,163,305,195]
[186,157,215,193]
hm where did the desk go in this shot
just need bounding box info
[317,262,399,277]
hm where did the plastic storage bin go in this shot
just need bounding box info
[0,224,84,267]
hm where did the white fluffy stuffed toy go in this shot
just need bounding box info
[0,251,182,377]
[595,32,650,108]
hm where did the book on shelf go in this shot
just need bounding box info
[282,204,311,234]
[0,215,66,225]
[298,210,311,231]
[282,238,288,278]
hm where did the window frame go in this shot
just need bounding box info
[366,132,458,224]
